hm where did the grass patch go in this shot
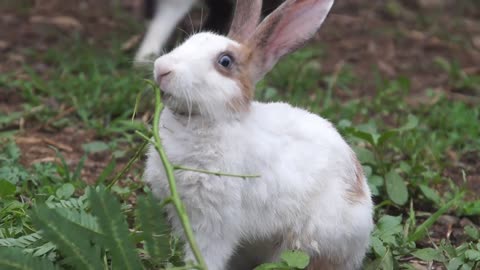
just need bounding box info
[1,27,479,270]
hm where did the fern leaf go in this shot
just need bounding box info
[136,193,170,265]
[28,242,56,257]
[31,205,104,270]
[45,196,88,210]
[55,208,101,235]
[0,233,42,248]
[0,247,56,270]
[88,186,143,270]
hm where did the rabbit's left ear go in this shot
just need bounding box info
[228,0,263,43]
[248,0,334,82]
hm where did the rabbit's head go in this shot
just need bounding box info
[154,0,334,120]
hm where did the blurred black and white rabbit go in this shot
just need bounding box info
[144,0,374,269]
[134,0,282,62]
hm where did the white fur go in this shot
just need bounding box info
[153,33,244,121]
[135,0,196,63]
[145,102,373,269]
[145,18,373,270]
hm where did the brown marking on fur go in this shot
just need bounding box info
[345,153,367,204]
[306,256,342,270]
[228,0,263,43]
[213,43,255,112]
[248,3,284,63]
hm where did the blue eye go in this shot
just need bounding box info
[218,54,233,68]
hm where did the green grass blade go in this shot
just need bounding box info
[136,193,170,265]
[88,186,143,270]
[0,247,57,270]
[31,205,104,270]
[408,193,463,242]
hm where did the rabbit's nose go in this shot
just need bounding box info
[154,58,174,87]
[156,70,172,84]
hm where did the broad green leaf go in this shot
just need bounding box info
[371,236,386,257]
[82,141,109,153]
[363,258,382,270]
[368,175,383,197]
[381,249,394,270]
[89,186,142,270]
[464,250,480,261]
[0,247,57,270]
[464,225,479,240]
[385,170,408,205]
[353,147,376,165]
[397,115,419,132]
[280,250,310,268]
[373,215,403,245]
[347,128,376,146]
[377,130,397,146]
[447,257,464,270]
[411,248,445,262]
[419,185,441,205]
[376,215,402,234]
[31,206,103,270]
[461,201,480,216]
[0,179,16,197]
[55,183,75,199]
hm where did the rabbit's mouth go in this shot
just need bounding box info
[161,91,200,117]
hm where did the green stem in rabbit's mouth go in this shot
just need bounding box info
[141,79,208,270]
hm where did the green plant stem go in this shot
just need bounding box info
[173,165,260,179]
[167,265,202,270]
[107,140,148,189]
[135,132,260,180]
[144,81,207,270]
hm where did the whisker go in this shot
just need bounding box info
[187,13,195,34]
[176,27,190,37]
[200,6,204,32]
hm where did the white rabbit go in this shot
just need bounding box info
[144,0,374,269]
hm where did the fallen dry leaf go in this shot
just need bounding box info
[31,156,58,164]
[50,16,83,31]
[473,36,480,50]
[30,15,83,31]
[121,35,142,52]
[0,40,9,51]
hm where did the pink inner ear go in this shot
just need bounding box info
[228,0,262,43]
[251,0,334,81]
[269,3,321,57]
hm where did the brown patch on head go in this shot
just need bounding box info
[213,43,255,112]
[345,153,367,204]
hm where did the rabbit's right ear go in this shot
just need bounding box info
[248,0,334,82]
[228,0,263,43]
